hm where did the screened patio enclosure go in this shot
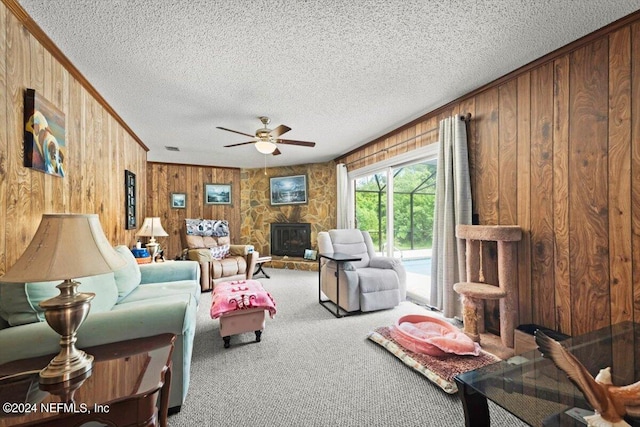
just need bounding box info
[354,160,436,305]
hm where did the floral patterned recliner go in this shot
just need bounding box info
[181,219,258,291]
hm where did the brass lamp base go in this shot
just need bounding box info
[39,349,94,385]
[38,279,95,384]
[146,241,159,263]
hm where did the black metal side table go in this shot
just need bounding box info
[318,252,362,318]
[253,255,272,279]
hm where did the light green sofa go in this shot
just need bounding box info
[0,245,200,411]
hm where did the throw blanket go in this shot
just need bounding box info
[210,280,277,319]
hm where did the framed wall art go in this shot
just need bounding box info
[270,175,307,205]
[24,88,66,177]
[125,170,136,230]
[304,249,318,261]
[205,183,231,205]
[171,193,187,209]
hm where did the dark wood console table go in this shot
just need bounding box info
[318,252,362,318]
[0,333,175,427]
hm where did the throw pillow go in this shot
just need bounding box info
[113,245,142,301]
[0,272,118,326]
[185,219,230,237]
[210,244,230,260]
[210,220,229,237]
[185,218,208,236]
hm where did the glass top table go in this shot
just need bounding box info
[455,321,640,426]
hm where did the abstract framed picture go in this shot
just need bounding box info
[171,193,187,209]
[24,88,66,177]
[124,170,136,230]
[270,175,307,205]
[205,183,231,205]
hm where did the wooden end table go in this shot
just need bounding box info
[0,333,175,427]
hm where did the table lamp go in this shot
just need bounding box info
[136,217,169,262]
[0,214,126,384]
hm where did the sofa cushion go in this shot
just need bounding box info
[185,234,231,249]
[118,280,200,305]
[139,261,201,285]
[211,256,247,279]
[328,229,371,268]
[0,272,118,326]
[357,268,399,292]
[113,245,142,301]
[185,234,204,249]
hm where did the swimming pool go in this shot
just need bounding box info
[402,257,432,275]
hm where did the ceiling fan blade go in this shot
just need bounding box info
[223,140,255,148]
[216,126,255,138]
[270,125,291,138]
[272,148,282,156]
[277,138,316,147]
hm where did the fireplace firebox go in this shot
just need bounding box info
[271,223,311,257]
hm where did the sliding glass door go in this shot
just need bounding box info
[353,157,437,304]
[392,160,436,275]
[354,171,387,252]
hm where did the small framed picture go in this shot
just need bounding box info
[124,170,136,229]
[304,249,318,261]
[171,193,186,209]
[205,183,231,205]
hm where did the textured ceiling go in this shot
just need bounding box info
[16,0,640,169]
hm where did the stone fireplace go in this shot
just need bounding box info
[270,223,311,257]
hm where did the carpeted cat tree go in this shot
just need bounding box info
[453,225,522,349]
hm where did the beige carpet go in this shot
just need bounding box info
[168,268,529,426]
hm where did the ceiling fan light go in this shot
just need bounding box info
[255,140,277,154]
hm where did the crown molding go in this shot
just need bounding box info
[2,0,149,152]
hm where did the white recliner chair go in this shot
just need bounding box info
[317,229,406,312]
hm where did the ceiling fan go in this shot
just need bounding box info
[217,116,316,155]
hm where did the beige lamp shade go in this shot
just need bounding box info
[0,213,126,283]
[136,217,169,238]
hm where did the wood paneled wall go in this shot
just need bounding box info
[0,1,147,275]
[145,162,241,260]
[145,161,338,262]
[338,14,640,337]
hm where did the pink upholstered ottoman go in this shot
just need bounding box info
[210,280,277,348]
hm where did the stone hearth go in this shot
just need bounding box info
[269,255,318,272]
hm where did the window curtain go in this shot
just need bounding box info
[336,163,350,228]
[430,115,472,318]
